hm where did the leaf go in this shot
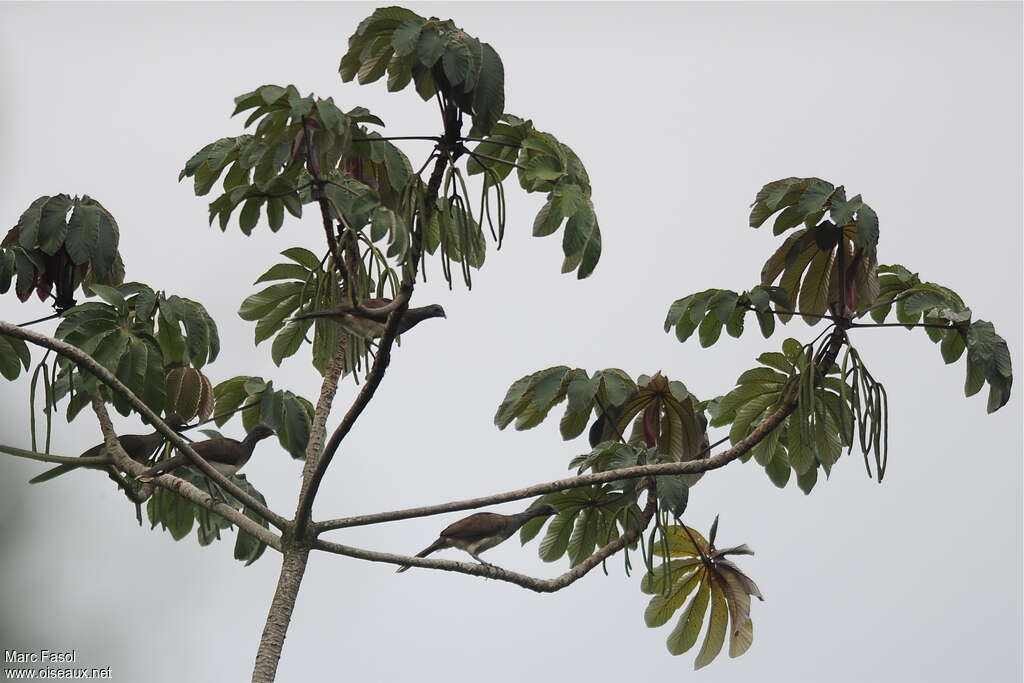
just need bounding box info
[417,25,445,66]
[468,43,505,137]
[667,579,711,655]
[0,335,32,380]
[391,18,425,56]
[798,248,834,324]
[37,194,73,255]
[271,321,308,366]
[693,579,729,669]
[653,525,709,558]
[538,511,576,562]
[698,314,723,348]
[645,568,702,628]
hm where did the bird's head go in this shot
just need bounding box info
[535,504,559,517]
[163,414,187,430]
[248,424,276,442]
[423,303,446,320]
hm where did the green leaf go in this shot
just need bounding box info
[698,314,723,348]
[667,580,711,656]
[391,18,425,56]
[417,25,445,66]
[271,321,309,366]
[468,43,505,137]
[645,568,702,628]
[14,196,48,249]
[694,580,729,669]
[281,247,321,270]
[538,511,576,562]
[37,194,73,255]
[239,282,303,321]
[0,335,32,380]
[89,284,127,312]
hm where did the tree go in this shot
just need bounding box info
[0,4,1018,682]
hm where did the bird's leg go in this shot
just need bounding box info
[469,552,495,568]
[205,476,229,505]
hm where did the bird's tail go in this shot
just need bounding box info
[395,539,446,573]
[138,454,187,483]
[28,464,77,485]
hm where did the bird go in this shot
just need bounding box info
[29,415,186,485]
[396,504,559,573]
[138,424,275,482]
[288,298,446,342]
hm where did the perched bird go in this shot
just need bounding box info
[288,298,446,342]
[138,424,275,482]
[29,415,186,485]
[396,504,559,573]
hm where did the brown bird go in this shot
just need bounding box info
[29,415,186,485]
[396,504,559,573]
[138,424,275,482]
[288,298,446,342]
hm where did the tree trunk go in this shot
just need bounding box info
[251,546,310,682]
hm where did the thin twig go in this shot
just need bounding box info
[17,312,62,327]
[460,137,522,149]
[743,303,840,322]
[849,321,956,330]
[463,148,525,171]
[353,136,440,143]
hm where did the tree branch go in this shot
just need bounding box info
[294,136,456,535]
[0,443,110,467]
[463,148,525,171]
[459,137,522,149]
[312,489,655,593]
[0,320,288,530]
[293,286,412,534]
[91,397,282,551]
[316,327,848,534]
[353,136,440,143]
[742,303,840,321]
[849,321,957,330]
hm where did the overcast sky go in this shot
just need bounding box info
[1,2,1021,682]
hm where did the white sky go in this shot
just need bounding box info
[1,2,1021,682]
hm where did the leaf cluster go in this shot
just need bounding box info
[711,338,852,493]
[642,518,761,669]
[340,6,505,138]
[49,283,219,421]
[497,368,711,558]
[147,468,269,565]
[664,285,791,346]
[1,194,124,310]
[868,265,1012,412]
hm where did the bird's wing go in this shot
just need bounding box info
[360,297,393,309]
[191,437,243,465]
[439,513,508,540]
